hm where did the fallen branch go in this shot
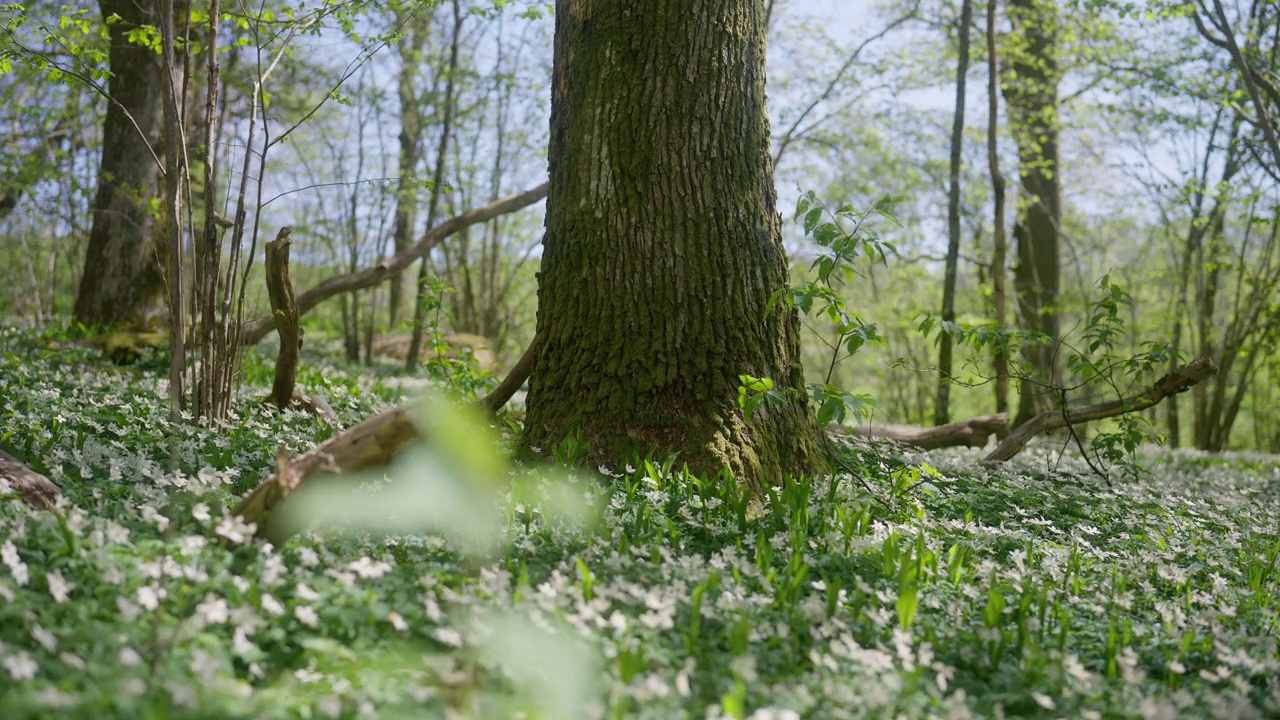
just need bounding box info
[983,357,1217,463]
[232,335,540,544]
[844,413,1007,450]
[0,449,61,510]
[240,183,548,346]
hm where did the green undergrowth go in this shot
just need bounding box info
[1,324,1279,719]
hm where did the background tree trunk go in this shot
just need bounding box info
[388,3,433,327]
[986,0,1010,427]
[934,0,973,426]
[74,0,172,329]
[1004,0,1061,429]
[524,0,824,492]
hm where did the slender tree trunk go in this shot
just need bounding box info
[407,0,464,372]
[1193,123,1241,449]
[1003,0,1061,429]
[388,5,432,326]
[75,0,172,328]
[159,0,186,420]
[934,0,973,426]
[525,0,824,492]
[986,0,1010,425]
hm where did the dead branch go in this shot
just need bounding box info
[844,413,1008,450]
[983,357,1218,463]
[240,183,548,346]
[232,335,539,544]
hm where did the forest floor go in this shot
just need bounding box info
[0,323,1278,719]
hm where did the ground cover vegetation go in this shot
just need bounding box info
[4,0,1280,716]
[2,325,1280,718]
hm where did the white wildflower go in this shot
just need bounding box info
[260,594,285,616]
[214,515,256,544]
[195,594,230,625]
[294,605,319,628]
[31,625,56,652]
[138,584,166,610]
[3,652,37,681]
[2,541,29,586]
[46,570,72,603]
[434,628,464,647]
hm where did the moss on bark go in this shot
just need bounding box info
[525,0,824,492]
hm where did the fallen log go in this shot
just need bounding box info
[232,337,540,544]
[0,449,61,510]
[983,357,1217,463]
[240,183,548,346]
[844,413,1008,450]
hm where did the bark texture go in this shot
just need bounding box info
[1004,0,1062,429]
[265,228,300,408]
[986,0,1010,426]
[74,0,172,328]
[524,0,824,492]
[934,0,974,426]
[0,449,61,510]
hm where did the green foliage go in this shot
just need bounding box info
[747,193,903,428]
[1,325,1280,717]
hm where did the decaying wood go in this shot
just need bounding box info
[0,449,61,510]
[234,403,418,543]
[983,357,1217,462]
[844,413,1008,450]
[240,183,548,346]
[233,337,538,544]
[264,227,299,408]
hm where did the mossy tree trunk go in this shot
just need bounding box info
[1004,0,1062,429]
[74,0,173,329]
[524,0,824,492]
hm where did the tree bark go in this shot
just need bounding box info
[406,0,464,372]
[986,0,1010,426]
[0,450,61,511]
[265,228,300,407]
[388,3,433,326]
[934,0,974,426]
[74,0,173,329]
[1003,0,1061,429]
[524,0,824,492]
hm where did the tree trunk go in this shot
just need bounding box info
[935,0,974,426]
[1004,0,1061,429]
[74,0,172,329]
[986,0,1010,427]
[388,4,433,326]
[407,0,464,372]
[524,0,824,493]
